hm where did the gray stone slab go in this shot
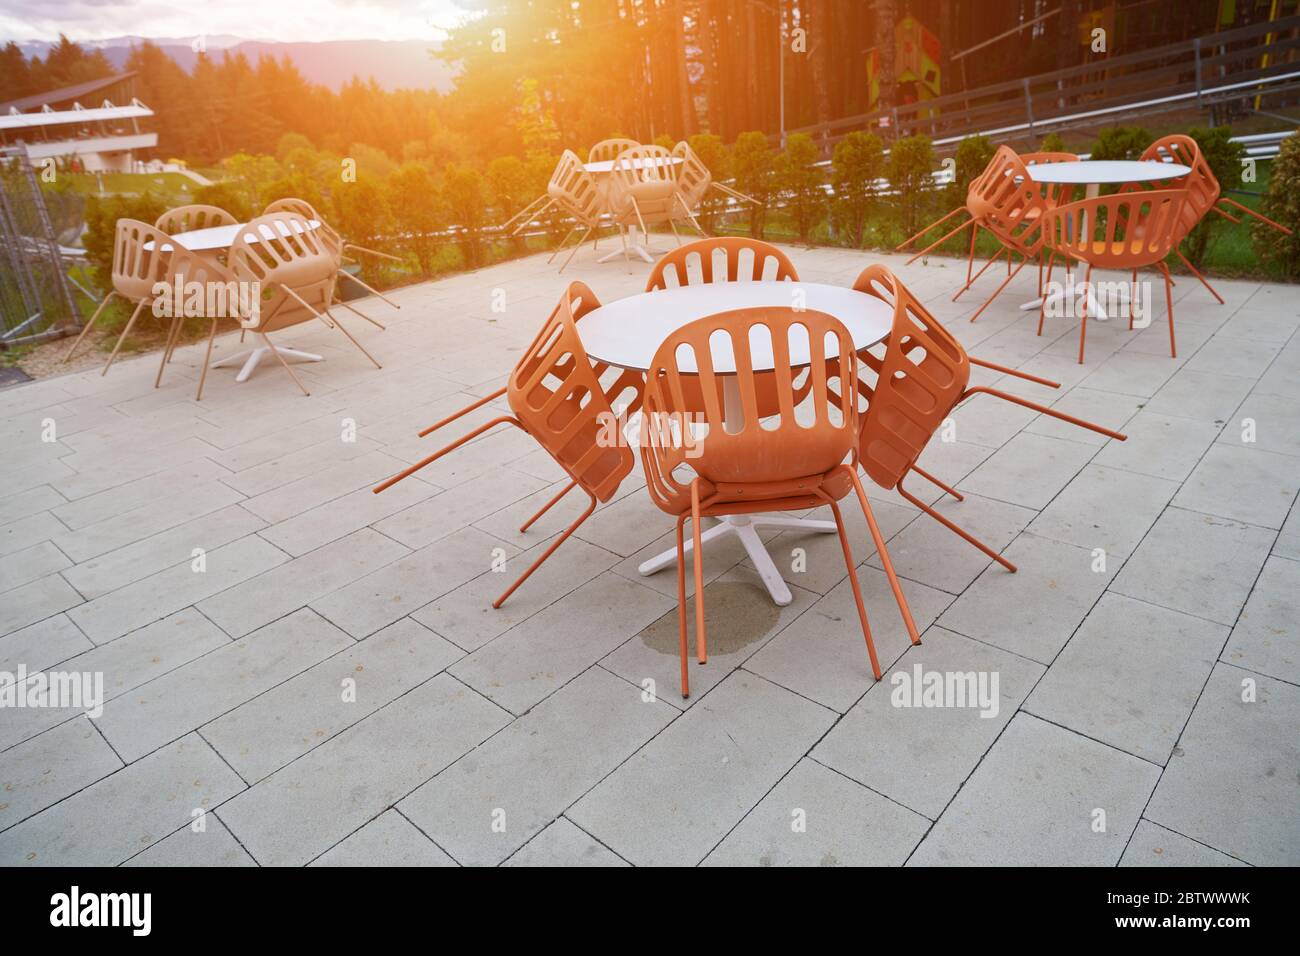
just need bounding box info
[311,810,456,867]
[0,718,121,833]
[401,667,673,865]
[0,614,92,673]
[504,818,627,867]
[217,673,508,865]
[1145,663,1300,866]
[1216,391,1300,459]
[1026,593,1227,764]
[812,627,1043,819]
[703,758,929,866]
[123,814,256,867]
[1143,368,1253,424]
[96,608,354,762]
[0,541,70,593]
[1023,386,1143,447]
[198,527,409,638]
[373,466,549,550]
[1111,507,1274,626]
[67,534,288,643]
[1119,820,1247,867]
[0,512,67,560]
[568,671,835,866]
[0,734,244,866]
[909,713,1159,866]
[450,571,673,715]
[0,573,82,638]
[1092,410,1222,482]
[746,567,953,713]
[1222,555,1300,683]
[203,617,462,782]
[1025,464,1178,558]
[312,526,519,639]
[1173,444,1300,531]
[958,431,1099,511]
[257,474,440,557]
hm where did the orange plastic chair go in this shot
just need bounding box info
[154,204,237,235]
[545,150,611,272]
[588,138,641,165]
[263,197,399,323]
[608,144,690,267]
[670,141,711,235]
[62,219,189,375]
[850,265,1126,570]
[641,305,912,698]
[1039,189,1186,361]
[372,282,642,608]
[213,212,381,399]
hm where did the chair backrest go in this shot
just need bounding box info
[966,145,1051,253]
[1139,134,1218,233]
[672,140,712,210]
[547,150,603,226]
[645,237,798,291]
[228,212,337,330]
[609,144,679,222]
[110,219,239,315]
[154,204,236,235]
[852,265,971,492]
[588,138,641,165]
[1043,189,1187,269]
[1020,151,1078,206]
[263,197,344,258]
[641,307,858,496]
[507,282,635,503]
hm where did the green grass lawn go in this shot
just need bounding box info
[54,172,200,206]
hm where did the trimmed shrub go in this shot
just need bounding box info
[732,130,774,239]
[688,132,731,234]
[442,164,489,269]
[1253,131,1300,276]
[776,133,824,244]
[831,130,884,248]
[886,134,934,236]
[1183,126,1245,267]
[386,163,446,277]
[1089,126,1153,161]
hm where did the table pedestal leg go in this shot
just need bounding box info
[212,345,323,382]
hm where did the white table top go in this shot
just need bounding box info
[1026,160,1190,185]
[579,281,893,373]
[145,218,321,252]
[584,156,684,174]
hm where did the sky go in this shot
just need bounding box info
[0,0,480,44]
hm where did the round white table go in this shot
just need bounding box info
[1022,160,1190,318]
[581,281,894,606]
[146,218,326,382]
[584,157,684,264]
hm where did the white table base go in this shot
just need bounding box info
[596,225,665,264]
[212,345,323,382]
[637,512,837,607]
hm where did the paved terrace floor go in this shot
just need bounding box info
[1,241,1297,867]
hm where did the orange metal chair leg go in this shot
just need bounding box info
[419,386,508,437]
[905,215,974,265]
[1077,264,1094,364]
[520,480,577,533]
[969,254,1029,323]
[1175,249,1224,305]
[1036,252,1060,337]
[1218,196,1293,235]
[965,224,978,288]
[962,385,1129,441]
[373,415,520,493]
[896,205,967,251]
[1160,261,1177,358]
[675,515,690,698]
[968,356,1061,389]
[690,479,706,665]
[848,467,921,645]
[897,471,1018,573]
[909,464,963,501]
[493,489,597,608]
[824,495,882,680]
[952,247,1006,302]
[63,291,117,363]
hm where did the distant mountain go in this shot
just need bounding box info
[11,36,458,93]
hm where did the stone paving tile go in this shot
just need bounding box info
[61,504,267,600]
[413,533,618,652]
[1025,593,1227,764]
[909,713,1160,866]
[504,818,627,867]
[51,457,230,529]
[198,527,409,638]
[67,534,288,644]
[372,469,550,551]
[1024,464,1178,559]
[256,475,440,557]
[311,810,456,867]
[702,758,930,866]
[1216,391,1300,459]
[1275,504,1300,562]
[0,718,121,833]
[812,628,1043,820]
[217,674,509,866]
[203,617,462,782]
[0,512,67,560]
[746,567,953,713]
[96,608,354,762]
[1111,507,1274,627]
[239,450,411,525]
[1144,663,1300,866]
[450,571,674,715]
[401,668,674,865]
[1142,368,1253,424]
[937,532,1116,664]
[957,431,1099,511]
[0,614,92,673]
[1119,820,1247,868]
[0,541,70,593]
[1221,555,1299,684]
[311,526,517,639]
[0,487,65,528]
[0,574,83,637]
[1022,386,1143,447]
[1172,444,1300,531]
[123,814,256,867]
[568,671,835,866]
[0,734,244,866]
[1092,410,1222,483]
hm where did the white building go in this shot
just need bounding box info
[0,72,158,173]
